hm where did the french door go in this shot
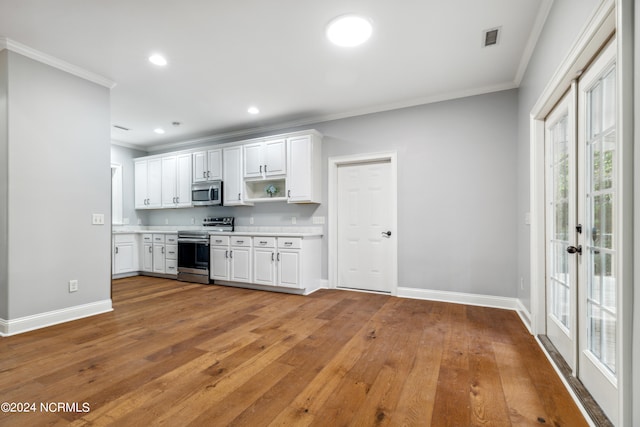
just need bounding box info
[544,40,618,424]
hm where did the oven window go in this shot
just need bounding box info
[179,242,210,270]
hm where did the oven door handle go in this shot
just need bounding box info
[178,239,210,245]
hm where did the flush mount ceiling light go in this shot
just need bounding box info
[154,128,165,134]
[326,14,373,47]
[148,54,168,66]
[247,106,260,115]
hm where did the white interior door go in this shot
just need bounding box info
[337,160,393,293]
[544,90,578,372]
[577,40,618,425]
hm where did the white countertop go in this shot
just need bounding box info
[112,226,323,238]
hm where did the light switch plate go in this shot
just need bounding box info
[92,213,104,225]
[312,216,326,225]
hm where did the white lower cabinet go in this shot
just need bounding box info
[139,233,177,276]
[112,234,139,275]
[253,238,276,286]
[251,237,304,289]
[210,236,253,282]
[210,236,230,280]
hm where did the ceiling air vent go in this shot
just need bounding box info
[113,124,130,131]
[482,27,501,47]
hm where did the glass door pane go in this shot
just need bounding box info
[585,66,617,375]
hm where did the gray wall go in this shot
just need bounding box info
[634,1,639,423]
[6,51,111,319]
[0,51,8,320]
[111,144,147,227]
[136,89,519,297]
[515,0,600,310]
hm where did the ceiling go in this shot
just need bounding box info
[0,0,551,149]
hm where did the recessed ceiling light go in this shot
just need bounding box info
[154,128,165,134]
[326,14,373,47]
[248,106,260,115]
[148,54,168,66]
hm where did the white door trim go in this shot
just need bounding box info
[328,151,398,295]
[529,0,634,424]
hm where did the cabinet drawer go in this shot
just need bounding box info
[165,244,177,260]
[231,236,251,247]
[254,237,276,248]
[165,259,177,275]
[153,234,165,243]
[165,234,178,244]
[114,234,135,244]
[278,238,301,249]
[142,234,153,243]
[210,235,230,246]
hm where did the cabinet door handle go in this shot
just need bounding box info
[225,250,228,259]
[238,193,241,200]
[271,252,274,261]
[203,171,206,178]
[264,164,267,173]
[162,247,165,254]
[207,170,211,178]
[149,246,152,253]
[287,190,291,198]
[259,165,263,174]
[277,252,280,261]
[115,247,119,254]
[176,197,179,203]
[230,250,233,259]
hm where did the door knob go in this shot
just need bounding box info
[382,231,392,237]
[566,245,582,254]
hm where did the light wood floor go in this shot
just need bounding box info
[0,276,587,426]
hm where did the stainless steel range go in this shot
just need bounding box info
[177,217,234,284]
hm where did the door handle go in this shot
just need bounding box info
[566,245,582,254]
[382,231,392,237]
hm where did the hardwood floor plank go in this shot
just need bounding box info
[0,277,589,427]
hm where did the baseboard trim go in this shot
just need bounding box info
[397,287,519,311]
[0,300,113,337]
[516,299,533,333]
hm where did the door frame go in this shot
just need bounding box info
[328,151,398,295]
[529,0,633,424]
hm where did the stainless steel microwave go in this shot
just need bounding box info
[191,181,222,206]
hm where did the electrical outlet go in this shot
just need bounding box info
[92,213,104,225]
[250,217,254,225]
[520,277,524,290]
[137,218,142,225]
[191,217,195,225]
[291,217,297,225]
[69,280,78,293]
[165,218,169,225]
[312,216,326,225]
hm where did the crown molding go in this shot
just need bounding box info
[110,140,148,152]
[145,81,518,153]
[0,37,116,89]
[514,0,555,85]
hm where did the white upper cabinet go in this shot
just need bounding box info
[162,153,192,208]
[135,158,162,209]
[286,133,322,203]
[244,138,286,179]
[223,146,253,206]
[134,129,322,208]
[193,148,222,183]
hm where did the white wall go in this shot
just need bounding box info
[5,51,111,319]
[0,50,8,320]
[138,89,519,298]
[515,0,600,311]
